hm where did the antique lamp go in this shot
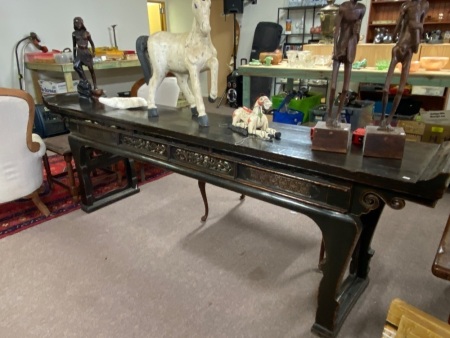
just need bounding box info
[15,32,48,89]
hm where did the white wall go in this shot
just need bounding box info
[0,0,149,97]
[166,0,193,33]
[1,0,371,99]
[0,0,204,99]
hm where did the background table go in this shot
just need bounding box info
[238,64,450,108]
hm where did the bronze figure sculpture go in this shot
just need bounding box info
[378,0,429,130]
[72,17,102,98]
[327,0,366,128]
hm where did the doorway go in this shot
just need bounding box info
[210,0,235,96]
[147,1,167,34]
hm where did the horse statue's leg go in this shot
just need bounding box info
[206,56,219,103]
[187,66,208,127]
[146,72,165,117]
[175,74,198,117]
[260,116,269,132]
[146,49,167,117]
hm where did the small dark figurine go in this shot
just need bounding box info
[326,0,366,128]
[72,17,102,98]
[379,0,429,130]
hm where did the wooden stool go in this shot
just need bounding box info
[383,298,450,337]
[42,134,78,202]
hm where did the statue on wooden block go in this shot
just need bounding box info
[136,0,218,127]
[378,0,429,130]
[363,0,429,159]
[72,17,103,98]
[326,0,366,128]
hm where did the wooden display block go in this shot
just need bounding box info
[363,125,406,160]
[311,121,351,154]
[382,298,450,338]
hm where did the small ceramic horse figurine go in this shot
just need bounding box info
[136,0,218,127]
[231,96,281,140]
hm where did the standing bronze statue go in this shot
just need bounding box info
[327,0,366,128]
[379,0,429,130]
[72,17,102,98]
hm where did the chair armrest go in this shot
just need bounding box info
[31,133,47,157]
[432,215,450,281]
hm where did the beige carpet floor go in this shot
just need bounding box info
[0,171,449,338]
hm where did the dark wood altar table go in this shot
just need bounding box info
[44,93,450,338]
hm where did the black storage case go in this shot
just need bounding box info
[33,104,69,138]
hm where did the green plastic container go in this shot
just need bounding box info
[271,92,323,123]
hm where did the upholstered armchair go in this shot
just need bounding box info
[0,88,50,216]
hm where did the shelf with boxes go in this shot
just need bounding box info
[277,3,326,53]
[303,43,450,113]
[275,2,328,95]
[25,59,141,104]
[359,82,448,114]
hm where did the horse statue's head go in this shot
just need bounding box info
[192,0,212,35]
[256,96,273,112]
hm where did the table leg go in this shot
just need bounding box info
[69,136,95,207]
[68,134,140,212]
[310,212,362,338]
[63,153,79,202]
[311,200,386,337]
[286,78,294,92]
[242,76,250,108]
[198,181,209,222]
[64,72,75,92]
[350,203,385,279]
[30,71,43,104]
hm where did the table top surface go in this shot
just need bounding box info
[44,93,450,199]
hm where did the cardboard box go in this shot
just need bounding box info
[422,124,450,144]
[38,80,79,96]
[397,120,426,142]
[411,86,445,97]
[419,110,450,144]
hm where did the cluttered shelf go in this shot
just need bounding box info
[278,5,326,10]
[25,59,140,72]
[25,59,141,103]
[238,64,450,105]
[369,20,450,26]
[370,0,406,4]
[359,82,448,112]
[367,0,450,42]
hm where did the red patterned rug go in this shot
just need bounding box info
[0,155,170,239]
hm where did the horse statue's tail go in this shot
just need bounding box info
[136,35,152,85]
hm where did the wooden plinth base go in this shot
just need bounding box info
[363,125,406,159]
[311,121,352,154]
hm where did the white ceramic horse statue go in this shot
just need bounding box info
[231,96,281,140]
[136,0,218,127]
